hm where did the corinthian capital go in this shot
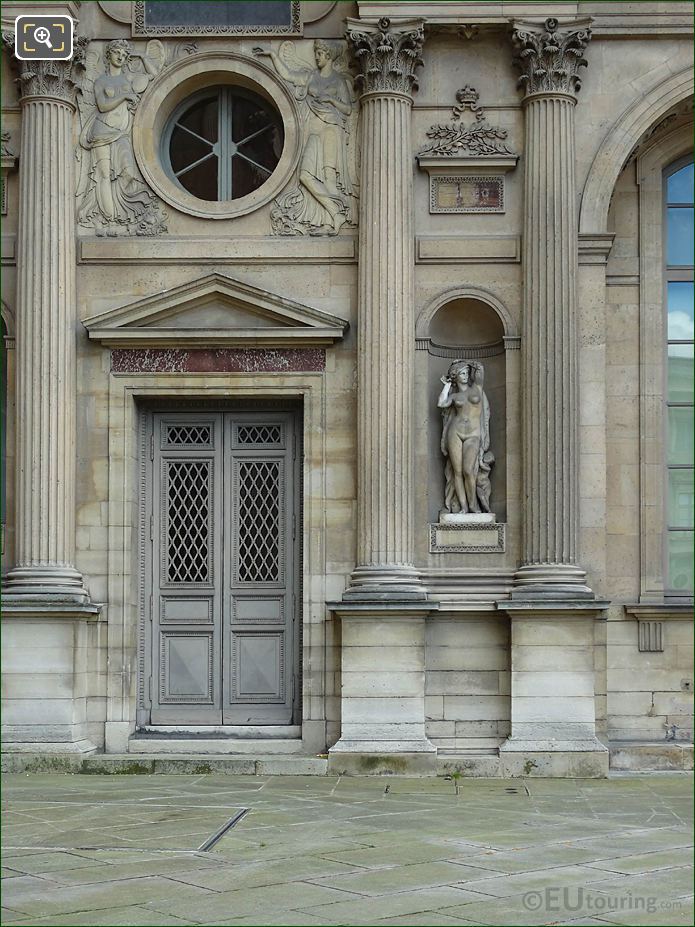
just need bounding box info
[346,16,424,98]
[1,32,88,104]
[512,18,591,99]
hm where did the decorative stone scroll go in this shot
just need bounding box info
[512,18,591,98]
[346,16,424,97]
[420,85,515,159]
[256,40,359,236]
[417,85,517,215]
[429,522,505,554]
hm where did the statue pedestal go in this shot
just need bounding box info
[439,512,496,525]
[430,515,505,553]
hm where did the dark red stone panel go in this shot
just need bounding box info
[111,348,326,373]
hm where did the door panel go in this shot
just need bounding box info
[147,410,298,726]
[224,414,296,723]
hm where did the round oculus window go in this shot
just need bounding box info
[164,86,284,202]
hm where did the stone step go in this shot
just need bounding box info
[1,753,329,776]
[128,735,305,755]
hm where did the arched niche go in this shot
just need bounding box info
[418,289,515,525]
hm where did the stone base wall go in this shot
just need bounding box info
[607,612,694,743]
[425,615,511,750]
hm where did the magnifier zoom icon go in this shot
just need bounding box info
[34,26,53,48]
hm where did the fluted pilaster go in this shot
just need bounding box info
[3,39,89,601]
[512,19,593,597]
[345,18,424,598]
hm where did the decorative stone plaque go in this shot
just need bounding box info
[429,522,505,553]
[133,1,301,36]
[430,175,504,214]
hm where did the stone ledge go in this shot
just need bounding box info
[328,751,438,777]
[0,753,330,776]
[609,741,694,772]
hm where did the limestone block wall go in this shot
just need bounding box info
[425,616,510,750]
[607,617,694,742]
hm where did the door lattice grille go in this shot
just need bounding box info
[237,460,281,583]
[237,424,282,445]
[166,461,211,583]
[167,424,212,445]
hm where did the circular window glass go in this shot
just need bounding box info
[165,87,284,202]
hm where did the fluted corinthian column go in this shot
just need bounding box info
[345,16,425,599]
[511,18,593,599]
[2,39,90,603]
[328,18,436,771]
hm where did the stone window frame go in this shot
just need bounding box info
[636,123,694,603]
[663,154,694,596]
[161,85,284,204]
[132,52,301,220]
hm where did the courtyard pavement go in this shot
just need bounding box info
[0,773,693,926]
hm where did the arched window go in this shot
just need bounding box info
[664,158,694,594]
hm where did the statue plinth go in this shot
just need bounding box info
[439,512,496,526]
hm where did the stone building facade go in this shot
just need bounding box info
[1,0,693,776]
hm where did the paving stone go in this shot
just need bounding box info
[164,855,360,892]
[3,907,194,926]
[1,875,215,919]
[298,886,489,923]
[1,772,693,927]
[145,880,362,922]
[308,860,496,895]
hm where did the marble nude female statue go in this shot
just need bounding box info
[255,40,358,234]
[77,38,166,235]
[438,360,494,515]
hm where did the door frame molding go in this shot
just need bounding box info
[102,374,328,755]
[140,403,302,726]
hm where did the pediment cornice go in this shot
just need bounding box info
[83,272,349,348]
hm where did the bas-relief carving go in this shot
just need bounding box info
[512,17,591,98]
[255,40,359,236]
[419,85,515,158]
[437,360,495,519]
[75,38,193,237]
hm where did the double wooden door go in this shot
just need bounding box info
[143,411,299,725]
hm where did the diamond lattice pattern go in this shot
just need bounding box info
[237,460,281,583]
[167,461,210,583]
[237,425,281,445]
[167,425,211,445]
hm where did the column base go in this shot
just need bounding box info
[344,564,427,600]
[500,738,609,778]
[511,563,594,600]
[3,564,91,604]
[328,744,437,777]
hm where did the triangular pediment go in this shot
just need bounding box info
[83,272,349,348]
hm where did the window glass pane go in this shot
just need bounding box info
[668,407,694,465]
[169,127,214,176]
[176,159,219,201]
[177,96,218,144]
[667,530,694,591]
[667,162,694,204]
[667,281,694,339]
[667,207,694,266]
[668,343,694,401]
[668,469,695,528]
